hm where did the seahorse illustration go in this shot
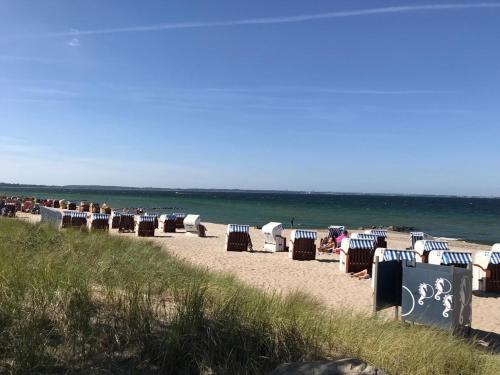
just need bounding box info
[434,278,451,301]
[442,294,453,318]
[418,283,434,305]
[459,277,471,325]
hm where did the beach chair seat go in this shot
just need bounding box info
[118,213,135,232]
[159,214,177,233]
[136,215,156,237]
[225,224,251,251]
[289,230,317,260]
[339,238,377,274]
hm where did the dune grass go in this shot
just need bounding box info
[0,219,498,374]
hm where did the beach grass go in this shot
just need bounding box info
[0,218,498,374]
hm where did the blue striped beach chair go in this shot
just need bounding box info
[118,213,135,232]
[174,213,186,229]
[473,245,500,292]
[70,211,87,228]
[136,215,156,237]
[289,230,317,260]
[409,231,433,249]
[428,250,472,269]
[339,238,377,273]
[365,229,388,248]
[414,240,449,263]
[225,224,252,251]
[159,214,177,233]
[89,213,110,230]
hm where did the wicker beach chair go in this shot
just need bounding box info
[225,224,252,251]
[136,215,156,237]
[146,213,159,229]
[473,245,500,292]
[70,212,87,228]
[79,201,90,212]
[414,240,449,263]
[174,213,186,229]
[118,213,135,232]
[365,229,388,248]
[409,231,433,249]
[67,201,77,211]
[371,248,417,288]
[289,230,317,260]
[89,213,110,231]
[339,238,377,274]
[159,214,177,233]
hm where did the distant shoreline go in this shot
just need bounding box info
[1,182,499,199]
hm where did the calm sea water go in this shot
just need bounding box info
[2,188,499,245]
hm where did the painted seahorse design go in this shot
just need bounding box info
[459,277,471,325]
[434,278,451,301]
[442,294,453,318]
[418,283,434,305]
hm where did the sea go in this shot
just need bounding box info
[2,187,499,245]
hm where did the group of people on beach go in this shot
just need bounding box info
[318,230,349,254]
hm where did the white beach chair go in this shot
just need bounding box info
[473,244,500,292]
[262,222,286,252]
[184,214,205,236]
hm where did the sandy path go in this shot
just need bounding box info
[16,213,500,335]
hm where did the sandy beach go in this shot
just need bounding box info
[17,212,500,337]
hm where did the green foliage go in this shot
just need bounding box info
[0,219,497,374]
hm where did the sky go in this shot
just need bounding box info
[0,1,499,196]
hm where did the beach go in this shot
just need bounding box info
[17,212,500,336]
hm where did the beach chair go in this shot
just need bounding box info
[365,229,388,248]
[110,211,121,229]
[339,238,377,274]
[428,250,472,269]
[88,213,110,231]
[289,230,317,260]
[52,199,60,209]
[100,203,111,214]
[414,240,449,263]
[59,200,67,209]
[262,222,286,252]
[174,213,186,229]
[61,211,72,228]
[118,213,135,232]
[371,248,417,288]
[145,213,159,229]
[473,244,500,292]
[225,224,252,251]
[159,214,177,233]
[409,231,433,249]
[70,212,87,228]
[67,201,77,211]
[90,202,100,213]
[136,215,156,237]
[321,225,345,244]
[184,214,206,237]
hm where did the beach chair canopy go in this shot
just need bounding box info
[366,229,387,238]
[174,213,186,219]
[489,252,500,265]
[351,233,379,241]
[138,215,156,223]
[492,243,500,252]
[71,212,87,219]
[227,224,250,234]
[290,230,317,241]
[262,222,283,243]
[382,249,416,261]
[159,214,177,222]
[348,238,376,250]
[439,251,472,265]
[111,211,121,218]
[145,212,159,218]
[414,240,449,254]
[328,225,345,238]
[91,213,109,220]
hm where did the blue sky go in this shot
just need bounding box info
[0,1,499,196]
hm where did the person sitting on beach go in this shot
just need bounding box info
[335,230,349,247]
[351,269,370,280]
[318,237,335,253]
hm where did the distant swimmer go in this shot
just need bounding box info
[291,217,295,228]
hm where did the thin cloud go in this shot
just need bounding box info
[0,55,57,64]
[24,3,500,38]
[67,37,80,47]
